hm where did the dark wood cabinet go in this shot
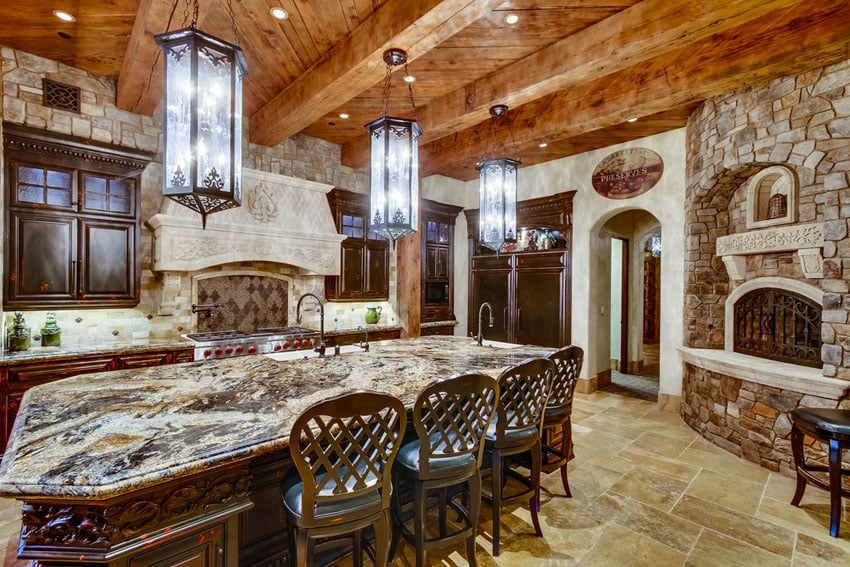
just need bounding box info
[325,188,389,301]
[421,199,463,324]
[128,521,229,566]
[2,123,151,310]
[0,346,194,452]
[466,191,575,348]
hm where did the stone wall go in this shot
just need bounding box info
[683,58,850,470]
[0,46,370,343]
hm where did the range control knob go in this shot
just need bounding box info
[203,349,212,358]
[248,346,257,354]
[225,347,233,354]
[214,348,223,356]
[284,341,291,349]
[293,339,301,348]
[235,346,244,354]
[274,344,282,352]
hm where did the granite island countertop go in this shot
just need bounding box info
[0,336,552,500]
[0,338,193,366]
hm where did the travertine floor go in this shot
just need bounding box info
[1,389,848,566]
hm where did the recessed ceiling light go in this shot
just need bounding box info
[627,117,638,123]
[53,10,76,22]
[403,75,416,83]
[339,113,349,119]
[505,14,519,25]
[538,142,548,148]
[270,7,288,20]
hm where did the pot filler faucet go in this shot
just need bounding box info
[477,302,494,346]
[296,293,326,357]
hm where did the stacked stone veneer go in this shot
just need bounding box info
[0,47,370,344]
[683,59,850,471]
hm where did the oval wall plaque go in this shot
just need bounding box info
[591,147,664,199]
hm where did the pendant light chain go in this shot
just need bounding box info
[381,62,393,118]
[190,0,199,27]
[226,0,241,47]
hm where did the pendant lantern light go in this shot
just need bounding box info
[155,0,248,228]
[477,105,519,251]
[367,48,421,242]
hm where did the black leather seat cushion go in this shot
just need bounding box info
[792,408,850,444]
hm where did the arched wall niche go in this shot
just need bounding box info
[745,166,797,229]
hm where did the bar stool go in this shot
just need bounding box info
[790,407,850,537]
[283,391,406,567]
[391,372,498,567]
[482,357,554,556]
[542,345,583,497]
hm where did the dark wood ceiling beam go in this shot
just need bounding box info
[340,0,804,170]
[248,0,499,147]
[420,0,850,179]
[115,0,176,114]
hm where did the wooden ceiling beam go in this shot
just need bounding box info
[340,0,804,170]
[248,0,498,147]
[420,0,850,179]
[116,0,181,114]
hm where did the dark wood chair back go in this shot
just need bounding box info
[413,372,499,479]
[546,345,584,410]
[288,390,406,527]
[494,357,554,444]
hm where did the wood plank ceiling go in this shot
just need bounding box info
[4,1,850,181]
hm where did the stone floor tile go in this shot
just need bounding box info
[672,494,795,558]
[609,467,690,512]
[685,468,765,516]
[617,445,702,483]
[677,445,770,484]
[793,532,850,566]
[578,523,686,566]
[587,492,702,553]
[757,495,850,552]
[685,528,791,567]
[630,431,695,459]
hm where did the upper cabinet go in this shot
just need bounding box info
[325,188,389,301]
[421,199,463,326]
[3,123,152,310]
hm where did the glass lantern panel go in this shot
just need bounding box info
[196,44,233,195]
[163,42,192,194]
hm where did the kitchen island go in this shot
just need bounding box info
[0,336,552,566]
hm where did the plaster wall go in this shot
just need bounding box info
[423,129,687,400]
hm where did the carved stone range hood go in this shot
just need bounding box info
[148,168,345,274]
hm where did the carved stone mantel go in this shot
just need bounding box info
[715,223,824,279]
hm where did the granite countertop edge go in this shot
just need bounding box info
[0,339,194,366]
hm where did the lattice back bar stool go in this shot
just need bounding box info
[391,372,498,567]
[790,407,850,538]
[542,345,583,497]
[482,356,554,556]
[283,391,406,567]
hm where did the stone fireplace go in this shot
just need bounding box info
[680,61,850,472]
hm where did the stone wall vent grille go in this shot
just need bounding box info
[733,288,821,368]
[42,79,80,113]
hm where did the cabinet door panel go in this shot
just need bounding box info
[364,240,389,298]
[515,269,563,347]
[79,219,136,301]
[129,522,225,566]
[338,241,365,298]
[470,269,510,342]
[6,212,76,305]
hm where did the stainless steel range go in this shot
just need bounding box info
[185,327,320,360]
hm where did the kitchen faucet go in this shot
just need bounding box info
[477,302,494,346]
[296,293,326,357]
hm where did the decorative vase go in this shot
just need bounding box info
[40,312,61,347]
[365,306,382,325]
[7,312,31,352]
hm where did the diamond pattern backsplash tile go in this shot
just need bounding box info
[197,276,288,334]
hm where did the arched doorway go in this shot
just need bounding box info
[595,209,662,400]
